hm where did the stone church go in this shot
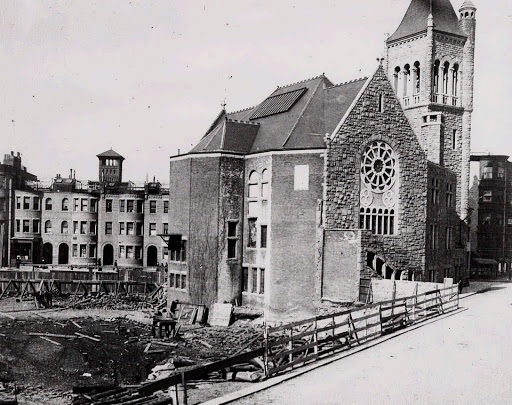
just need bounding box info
[167,0,477,320]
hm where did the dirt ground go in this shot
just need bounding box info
[0,296,264,405]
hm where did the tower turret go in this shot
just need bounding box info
[97,149,125,184]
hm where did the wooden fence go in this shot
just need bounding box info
[263,283,459,377]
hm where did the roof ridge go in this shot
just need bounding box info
[276,74,326,90]
[326,77,368,90]
[225,118,260,126]
[226,106,255,115]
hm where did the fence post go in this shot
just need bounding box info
[181,372,188,405]
[313,319,318,355]
[263,324,269,378]
[331,315,336,351]
[456,283,460,309]
[288,328,293,364]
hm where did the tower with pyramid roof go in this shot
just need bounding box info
[385,0,476,220]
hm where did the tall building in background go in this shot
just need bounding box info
[469,154,512,273]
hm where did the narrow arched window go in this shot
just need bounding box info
[261,169,269,199]
[248,171,259,199]
[45,220,52,234]
[45,198,52,210]
[414,61,421,95]
[62,198,69,211]
[433,60,440,94]
[61,221,68,234]
[393,66,400,91]
[452,64,459,97]
[403,64,411,96]
[442,62,450,94]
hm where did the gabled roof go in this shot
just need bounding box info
[97,148,125,160]
[189,74,366,156]
[387,0,466,43]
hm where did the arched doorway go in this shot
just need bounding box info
[103,244,114,266]
[147,246,158,266]
[43,243,53,264]
[58,243,69,264]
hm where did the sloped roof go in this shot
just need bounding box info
[387,0,466,43]
[189,74,366,156]
[97,148,125,159]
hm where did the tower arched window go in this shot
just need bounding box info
[413,61,421,95]
[442,62,450,95]
[261,169,269,199]
[62,198,69,211]
[403,64,411,97]
[452,64,459,97]
[248,171,259,199]
[359,141,398,235]
[433,60,440,99]
[45,220,52,234]
[393,67,400,92]
[61,221,68,234]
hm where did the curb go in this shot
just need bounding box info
[202,306,469,405]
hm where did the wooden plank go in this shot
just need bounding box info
[0,311,16,320]
[268,340,317,362]
[75,332,100,342]
[28,333,76,339]
[267,352,319,376]
[39,336,62,346]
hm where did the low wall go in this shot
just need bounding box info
[372,278,454,302]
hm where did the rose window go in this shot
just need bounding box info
[361,141,397,193]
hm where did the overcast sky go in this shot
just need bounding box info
[1,0,510,183]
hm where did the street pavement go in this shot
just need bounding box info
[231,282,512,405]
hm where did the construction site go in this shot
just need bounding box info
[0,266,462,405]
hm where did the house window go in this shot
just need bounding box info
[45,220,52,234]
[80,221,87,235]
[23,220,29,233]
[16,219,20,233]
[73,198,79,211]
[119,245,125,258]
[445,227,453,249]
[16,197,20,209]
[261,169,269,199]
[162,223,168,235]
[259,268,265,294]
[164,201,169,213]
[90,221,97,235]
[73,221,78,234]
[126,246,134,259]
[431,179,440,204]
[136,222,143,236]
[452,129,457,150]
[242,267,249,292]
[429,224,438,249]
[136,200,143,213]
[149,223,157,236]
[119,222,125,235]
[106,199,113,212]
[294,165,309,191]
[33,197,40,210]
[120,200,125,212]
[251,268,258,293]
[105,222,112,235]
[135,246,142,260]
[248,219,257,248]
[80,244,87,258]
[169,235,186,262]
[150,201,157,213]
[483,191,492,202]
[498,168,505,179]
[248,171,259,198]
[33,219,40,233]
[127,222,134,235]
[90,199,97,212]
[89,244,96,258]
[45,198,52,210]
[61,221,68,234]
[81,199,88,211]
[248,202,258,218]
[61,198,69,211]
[127,200,134,213]
[23,197,30,210]
[227,221,238,259]
[483,167,493,179]
[446,183,453,207]
[72,244,78,257]
[260,225,267,248]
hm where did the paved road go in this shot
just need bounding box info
[232,283,512,405]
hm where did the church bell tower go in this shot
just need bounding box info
[385,0,476,220]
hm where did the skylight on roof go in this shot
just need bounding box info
[249,87,307,120]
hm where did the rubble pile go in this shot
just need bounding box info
[54,293,164,312]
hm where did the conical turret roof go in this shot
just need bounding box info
[387,0,466,43]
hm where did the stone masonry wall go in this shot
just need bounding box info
[324,65,428,277]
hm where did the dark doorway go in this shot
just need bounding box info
[43,243,53,264]
[58,243,69,265]
[147,246,158,266]
[103,244,114,266]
